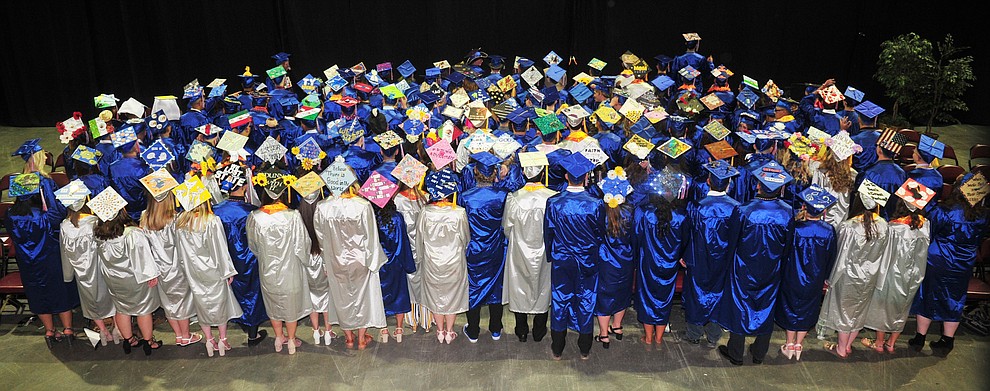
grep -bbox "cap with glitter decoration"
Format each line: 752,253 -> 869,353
424,168 -> 460,201
560,152 -> 595,179
799,184 -> 838,215
657,137 -> 692,159
754,160 -> 793,192
854,100 -> 885,119
8,173 -> 41,198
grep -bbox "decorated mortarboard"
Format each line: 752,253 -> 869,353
490,99 -> 519,120
111,126 -> 138,149
292,137 -> 326,163
657,137 -> 692,159
373,130 -> 404,150
352,82 -> 374,94
960,173 -> 990,206
518,151 -> 549,170
140,139 -> 174,170
594,105 -> 622,125
682,32 -> 702,41
94,93 -> 120,108
152,96 -> 182,121
543,51 -> 562,66
442,105 -> 464,120
492,134 -> 523,159
463,131 -> 494,154
318,156 -> 356,196
467,106 -> 490,126
87,187 -> 128,222
424,169 -> 460,201
290,171 -> 325,199
844,86 -> 865,103
678,65 -> 701,81
754,160 -> 793,192
426,138 -> 457,168
337,67 -> 357,80
675,93 -> 704,115
327,75 -> 348,92
379,84 -> 405,100
703,159 -> 740,180
631,61 -> 650,76
644,107 -> 669,124
546,65 -> 566,83
578,142 -> 609,167
817,85 -> 845,105
185,140 -> 215,164
703,120 -> 731,140
213,162 -> 249,193
145,110 -> 169,133
350,62 -> 368,75
742,75 -> 759,90
254,168 -> 292,198
266,65 -> 287,80
917,134 -> 945,159
799,184 -> 839,215
623,134 -> 655,160
827,131 -> 858,161
449,89 -> 470,108
521,66 -> 543,87
588,58 -> 607,71
895,178 -> 936,211
572,72 -> 594,86
255,136 -> 288,164
118,97 -> 146,118
562,105 -> 591,127
208,84 -> 227,99
365,69 -> 383,86
357,171 -> 398,208
736,88 -> 759,110
183,82 -> 204,100
599,167 -> 633,208
534,113 -> 565,135
139,168 -> 179,201
761,80 -> 781,102
858,179 -> 891,208
700,93 -> 724,111
57,112 -> 87,144
618,98 -> 646,123
54,179 -> 91,210
296,74 -> 322,95
8,173 -> 41,198
390,154 -> 429,188
339,118 -> 365,144
734,131 -> 757,144
704,140 -> 738,160
172,176 -> 211,210
877,128 -> 908,154
854,100 -> 885,119
69,145 -> 102,167
194,123 -> 219,138
787,134 -> 818,158
806,126 -> 832,144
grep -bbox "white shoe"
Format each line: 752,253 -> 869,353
313,329 -> 322,345
324,330 -> 334,345
380,328 -> 389,343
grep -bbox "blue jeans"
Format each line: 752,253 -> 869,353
686,321 -> 723,343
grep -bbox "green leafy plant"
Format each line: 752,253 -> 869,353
875,33 -> 975,133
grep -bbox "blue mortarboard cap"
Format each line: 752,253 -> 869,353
475,77 -> 493,90
918,134 -> 945,160
560,152 -> 595,179
425,67 -> 441,78
703,159 -> 739,180
445,71 -> 466,85
419,91 -> 440,105
424,169 -> 460,201
272,52 -> 291,65
471,152 -> 502,176
775,99 -> 792,111
854,100 -> 885,119
735,131 -> 756,145
398,60 -> 416,78
654,54 -> 673,67
546,65 -> 566,82
754,160 -> 792,192
569,83 -> 593,103
12,138 -> 42,159
338,68 -> 356,79
844,86 -> 865,103
517,57 -> 534,69
737,89 -> 759,109
402,119 -> 426,136
651,75 -> 675,91
540,86 -> 560,105
490,55 -> 505,69
798,184 -> 838,215
506,107 -> 530,125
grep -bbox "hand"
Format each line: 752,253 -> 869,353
227,277 -> 233,285
707,55 -> 713,63
820,79 -> 835,89
679,259 -> 686,268
840,117 -> 852,130
148,278 -> 159,288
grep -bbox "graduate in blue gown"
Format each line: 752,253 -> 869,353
178,91 -> 211,148
69,148 -> 112,197
909,135 -> 946,211
682,160 -> 742,348
715,160 -> 794,365
107,130 -> 152,221
633,187 -> 688,346
544,153 -> 604,360
458,152 -> 509,342
4,169 -> 77,347
341,122 -> 383,184
593,167 -> 636,348
909,174 -> 990,356
671,34 -> 714,92
776,185 -> 838,361
850,101 -> 884,172
94,133 -> 122,176
855,128 -> 907,219
212,171 -> 269,346
373,195 -> 416,342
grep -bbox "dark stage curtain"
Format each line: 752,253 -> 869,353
2,0 -> 986,127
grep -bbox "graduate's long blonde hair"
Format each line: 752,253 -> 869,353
140,192 -> 177,231
175,202 -> 213,233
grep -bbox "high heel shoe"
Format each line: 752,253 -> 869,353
112,327 -> 122,345
142,338 -> 162,356
380,328 -> 390,343
274,335 -> 285,353
122,336 -> 138,354
595,335 -> 610,349
437,330 -> 445,343
780,343 -> 794,359
205,338 -> 216,357
219,338 -> 230,357
394,328 -> 403,343
793,344 -> 803,361
62,328 -> 75,347
44,328 -> 57,349
444,330 -> 456,344
100,329 -> 111,347
609,325 -> 623,341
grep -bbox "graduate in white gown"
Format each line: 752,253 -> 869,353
394,186 -> 433,332
293,172 -> 339,346
172,176 -> 243,357
246,168 -> 313,355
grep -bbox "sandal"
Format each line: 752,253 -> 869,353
142,337 -> 162,356
780,343 -> 794,359
178,333 -> 203,347
218,338 -> 230,357
445,330 -> 456,344
861,337 -> 885,353
793,343 -> 803,361
346,336 -> 356,349
824,341 -> 848,359
358,334 -> 373,350
595,335 -> 610,349
274,335 -> 284,353
609,325 -> 624,341
380,328 -> 390,343
394,328 -> 403,343
884,342 -> 895,354
122,336 -> 139,355
44,328 -> 58,349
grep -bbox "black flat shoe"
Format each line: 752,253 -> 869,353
517,334 -> 528,342
247,330 -> 269,347
718,345 -> 743,366
595,335 -> 610,349
533,330 -> 546,342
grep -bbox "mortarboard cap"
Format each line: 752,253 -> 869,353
895,178 -> 936,212
600,167 -> 633,208
94,93 -> 120,108
87,187 -> 128,222
12,138 -> 43,160
657,137 -> 692,159
139,168 -> 179,202
8,173 -> 41,198
854,100 -> 885,119
71,145 -> 102,166
754,160 -> 793,192
272,52 -> 291,65
703,159 -> 739,181
172,176 -> 212,211
560,152 -> 595,179
471,151 -> 503,177
959,173 -> 990,206
877,128 -> 907,155
292,171 -> 326,199
651,75 -> 675,91
736,88 -> 759,109
546,65 -> 566,82
111,127 -> 139,150
844,86 -> 865,103
858,179 -> 891,209
799,184 -> 839,215
917,134 -> 945,160
424,168 -> 460,201
54,179 -> 91,210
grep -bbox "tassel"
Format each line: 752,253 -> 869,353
544,169 -> 549,186
452,192 -> 457,205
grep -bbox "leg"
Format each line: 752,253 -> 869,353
286,321 -> 298,346
58,310 -> 73,335
835,332 -> 851,358
432,312 -> 446,343
465,306 -> 481,340
270,319 -> 285,352
750,333 -> 772,363
532,312 -> 549,342
38,313 -> 56,337
357,327 -> 370,349
595,316 -> 610,343
488,304 -> 504,336
943,321 -> 959,338
915,315 -> 932,335
136,314 -> 155,342
793,330 -> 808,360
577,332 -> 593,358
886,332 -> 900,352
846,329 -> 860,354
725,333 -> 745,363
703,322 -> 723,346
514,312 -> 530,341
641,324 -> 655,345
610,310 -> 625,339
550,329 -> 566,358
684,323 -> 704,343
931,321 -> 959,356
909,315 -> 931,349
654,323 -> 667,344
201,325 -> 216,357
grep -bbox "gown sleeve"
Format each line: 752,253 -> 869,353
363,202 -> 388,273
59,224 -> 75,283
543,200 -> 556,263
128,229 -> 160,284
291,211 -> 313,269
208,217 -> 238,279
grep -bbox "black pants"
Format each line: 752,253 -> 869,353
551,330 -> 593,357
514,312 -> 549,340
239,324 -> 259,339
727,332 -> 771,362
465,304 -> 504,338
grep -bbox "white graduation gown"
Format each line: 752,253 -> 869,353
416,203 -> 471,315
246,208 -> 313,322
174,215 -> 243,326
60,215 -> 116,320
502,185 -> 556,314
97,227 -> 161,316
143,221 -> 196,320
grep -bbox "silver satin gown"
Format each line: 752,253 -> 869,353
246,208 -> 313,322
502,186 -> 556,314
314,196 -> 387,330
301,193 -> 336,319
394,192 -> 424,304
819,216 -> 890,333
97,227 -> 162,316
60,215 -> 116,320
416,204 -> 471,315
863,220 -> 930,333
142,221 -> 196,320
173,215 -> 243,326
810,161 -> 857,229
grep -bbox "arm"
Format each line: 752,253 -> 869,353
208,217 -> 238,280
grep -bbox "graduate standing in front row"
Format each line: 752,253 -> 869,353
503,153 -> 556,342
715,160 -> 793,365
544,153 -> 604,360
594,166 -> 636,349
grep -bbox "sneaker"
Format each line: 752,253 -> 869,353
491,330 -> 502,341
678,330 -> 700,345
703,339 -> 718,349
464,325 -> 478,343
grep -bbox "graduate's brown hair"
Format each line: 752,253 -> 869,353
94,209 -> 134,241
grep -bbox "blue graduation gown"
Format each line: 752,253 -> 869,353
595,205 -> 635,316
213,199 -> 267,327
593,131 -> 624,171
672,52 -> 714,91
855,160 -> 906,219
544,189 -> 605,333
775,219 -> 836,331
544,149 -> 572,192
343,145 -> 384,184
5,207 -> 79,314
458,186 -> 509,308
94,141 -> 121,176
715,198 -> 793,335
107,157 -> 152,221
732,153 -> 775,203
377,211 -> 416,316
632,204 -> 688,325
837,109 -> 860,135
373,160 -> 399,184
851,128 -> 881,172
683,193 -> 741,325
79,174 -> 111,198
911,205 -> 990,321
178,109 -> 210,147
